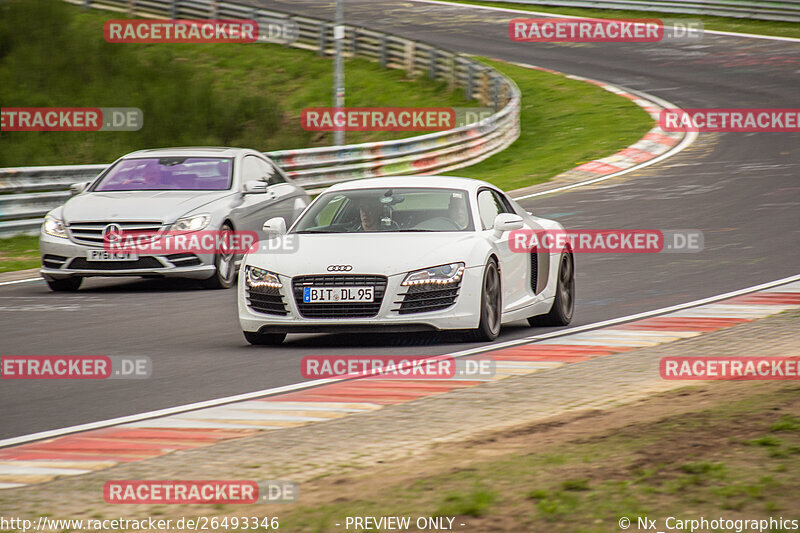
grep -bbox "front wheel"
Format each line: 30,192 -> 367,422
243,331 -> 287,346
466,259 -> 502,342
201,222 -> 238,289
45,277 -> 82,292
528,251 -> 574,327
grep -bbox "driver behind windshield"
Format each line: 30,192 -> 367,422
119,162 -> 163,188
356,196 -> 384,231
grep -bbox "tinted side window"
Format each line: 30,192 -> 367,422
268,162 -> 287,185
477,190 -> 503,230
241,155 -> 275,184
491,190 -> 514,213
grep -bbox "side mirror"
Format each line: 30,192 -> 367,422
493,213 -> 524,234
244,180 -> 268,194
262,217 -> 286,234
70,181 -> 90,196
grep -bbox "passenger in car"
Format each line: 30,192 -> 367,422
449,194 -> 469,230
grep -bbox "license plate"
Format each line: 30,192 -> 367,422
303,286 -> 374,303
86,250 -> 138,261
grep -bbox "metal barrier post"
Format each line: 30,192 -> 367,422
379,35 -> 388,67
318,22 -> 327,55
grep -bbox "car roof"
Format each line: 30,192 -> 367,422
326,176 -> 497,193
122,147 -> 256,158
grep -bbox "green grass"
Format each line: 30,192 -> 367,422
0,235 -> 40,272
435,0 -> 800,38
434,487 -> 497,517
254,383 -> 800,532
454,58 -> 653,191
0,0 -> 476,166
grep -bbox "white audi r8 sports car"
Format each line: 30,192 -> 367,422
238,176 -> 575,345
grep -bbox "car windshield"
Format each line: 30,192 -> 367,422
293,187 -> 474,233
93,157 -> 233,191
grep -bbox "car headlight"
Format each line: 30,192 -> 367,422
245,266 -> 282,288
171,214 -> 211,233
402,262 -> 465,286
43,216 -> 68,239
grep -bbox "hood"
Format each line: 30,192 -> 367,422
249,232 -> 480,277
62,190 -> 233,223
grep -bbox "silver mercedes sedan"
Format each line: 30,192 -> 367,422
39,147 -> 311,291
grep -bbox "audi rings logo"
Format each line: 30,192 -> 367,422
103,223 -> 123,244
327,265 -> 353,272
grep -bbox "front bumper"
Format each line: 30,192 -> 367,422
238,265 -> 484,333
39,232 -> 216,280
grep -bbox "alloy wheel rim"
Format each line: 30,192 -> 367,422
485,266 -> 501,334
559,254 -> 574,317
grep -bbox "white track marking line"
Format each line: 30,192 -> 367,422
410,0 -> 800,42
535,338 -> 661,347
0,278 -> 42,287
2,273 -> 799,449
0,464 -> 92,476
444,273 -> 800,359
601,330 -> 701,338
665,306 -> 798,318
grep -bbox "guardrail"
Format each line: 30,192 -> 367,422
0,0 -> 521,236
478,0 -> 800,23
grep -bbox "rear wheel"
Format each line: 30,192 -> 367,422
466,259 -> 502,342
528,251 -> 574,327
201,222 -> 238,289
45,277 -> 82,292
243,331 -> 286,346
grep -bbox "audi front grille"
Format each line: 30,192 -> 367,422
247,285 -> 289,316
292,275 -> 387,318
395,281 -> 461,315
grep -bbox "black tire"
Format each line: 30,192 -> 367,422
201,222 -> 238,289
528,251 -> 574,327
243,331 -> 287,346
466,259 -> 502,342
45,277 -> 82,292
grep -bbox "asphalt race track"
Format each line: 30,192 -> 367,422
1,0 -> 798,439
